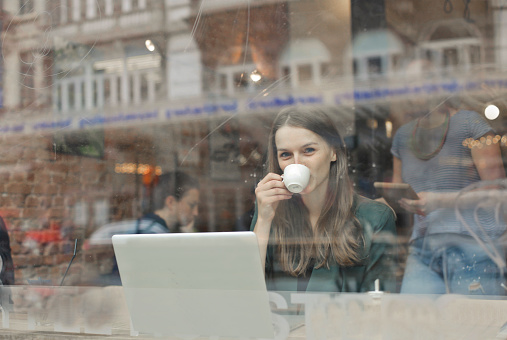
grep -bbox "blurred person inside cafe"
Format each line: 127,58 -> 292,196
86,171 -> 200,285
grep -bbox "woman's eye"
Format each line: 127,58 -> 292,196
279,152 -> 290,158
304,148 -> 315,153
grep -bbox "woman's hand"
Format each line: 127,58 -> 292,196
255,173 -> 293,224
399,192 -> 437,216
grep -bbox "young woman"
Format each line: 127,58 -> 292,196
392,97 -> 506,295
252,106 -> 397,293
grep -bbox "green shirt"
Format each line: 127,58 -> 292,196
250,195 -> 398,293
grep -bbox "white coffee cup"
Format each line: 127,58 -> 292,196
282,164 -> 310,193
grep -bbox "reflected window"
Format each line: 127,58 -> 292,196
92,80 -> 98,107
418,19 -> 482,73
470,45 -> 481,64
116,77 -> 122,104
279,38 -> 331,88
351,29 -> 404,80
140,73 -> 149,101
368,57 -> 382,75
215,65 -> 258,95
104,77 -> 111,106
297,64 -> 312,83
443,47 -> 458,68
68,83 -> 75,109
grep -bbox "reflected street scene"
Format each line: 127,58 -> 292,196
1,0 -> 507,338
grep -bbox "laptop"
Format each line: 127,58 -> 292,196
112,231 -> 275,338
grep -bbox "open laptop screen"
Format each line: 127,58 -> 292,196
112,231 -> 274,338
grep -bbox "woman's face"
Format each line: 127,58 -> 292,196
275,125 -> 337,196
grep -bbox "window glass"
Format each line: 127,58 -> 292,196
297,64 -> 313,83
367,56 -> 382,75
1,0 -> 507,337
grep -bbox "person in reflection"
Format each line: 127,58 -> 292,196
139,171 -> 201,234
90,171 -> 201,242
90,171 -> 200,285
251,106 -> 397,293
391,95 -> 506,295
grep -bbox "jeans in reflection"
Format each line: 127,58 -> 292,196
401,234 -> 506,296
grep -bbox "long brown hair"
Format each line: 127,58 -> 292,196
267,106 -> 363,276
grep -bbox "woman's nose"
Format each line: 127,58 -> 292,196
293,154 -> 300,164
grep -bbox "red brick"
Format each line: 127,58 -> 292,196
43,242 -> 60,256
49,208 -> 66,219
56,254 -> 73,265
34,173 -> 51,183
51,173 -> 66,183
68,163 -> 82,172
61,185 -> 80,195
22,208 -> 47,218
38,196 -> 51,208
0,196 -> 13,206
10,242 -> 22,255
12,255 -> 27,268
11,172 -> 27,182
25,195 -> 40,207
5,182 -> 31,195
32,183 -> 59,195
11,231 -> 25,244
22,148 -> 38,160
1,150 -> 23,163
6,220 -> 21,231
34,149 -> 54,161
0,208 -> 21,218
64,196 -> 77,206
65,174 -> 80,184
83,172 -> 100,183
11,194 -> 26,207
52,196 -> 64,207
80,159 -> 106,173
46,163 -> 69,173
43,255 -> 55,266
26,171 -> 35,182
0,172 -> 11,182
28,255 -> 44,266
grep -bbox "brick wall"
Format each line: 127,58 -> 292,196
0,132 -> 120,286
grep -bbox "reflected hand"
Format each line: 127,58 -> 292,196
399,191 -> 435,216
255,173 -> 293,223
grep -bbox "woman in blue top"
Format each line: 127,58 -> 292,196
252,106 -> 397,293
392,96 -> 506,295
